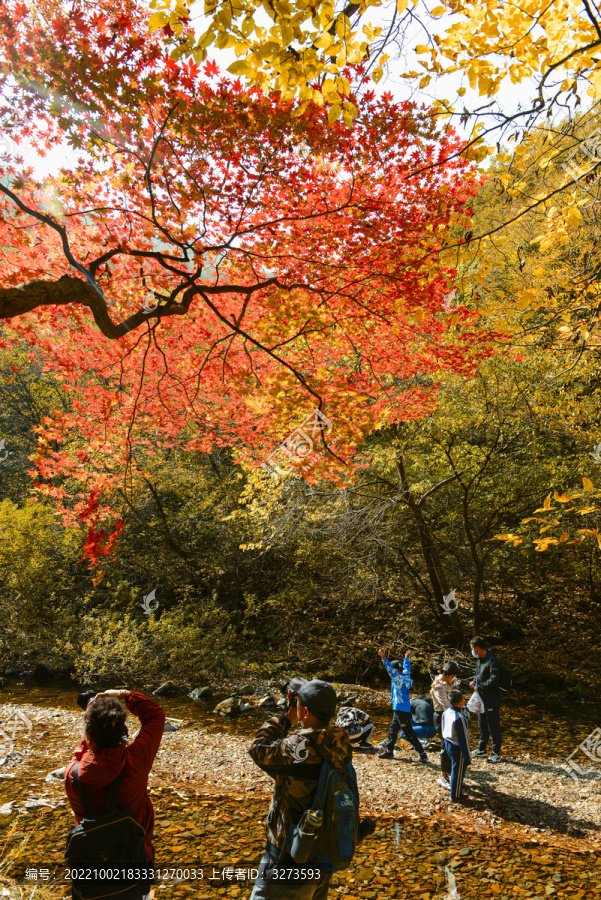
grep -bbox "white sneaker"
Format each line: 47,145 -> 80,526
437,776 -> 450,789
472,749 -> 487,758
488,752 -> 502,763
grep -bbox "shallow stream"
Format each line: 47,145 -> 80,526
1,682 -> 600,757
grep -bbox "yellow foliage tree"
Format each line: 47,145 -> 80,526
148,0 -> 401,120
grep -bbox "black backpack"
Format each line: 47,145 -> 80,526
65,762 -> 150,899
499,661 -> 512,691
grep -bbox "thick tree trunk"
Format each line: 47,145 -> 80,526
472,564 -> 483,635
396,456 -> 463,643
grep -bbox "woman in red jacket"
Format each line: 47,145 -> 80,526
65,689 -> 165,876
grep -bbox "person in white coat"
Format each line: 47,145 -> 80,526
441,689 -> 471,803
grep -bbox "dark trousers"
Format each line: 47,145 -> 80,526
440,745 -> 452,775
251,844 -> 330,899
433,711 -> 443,733
385,710 -> 424,755
477,702 -> 502,755
444,740 -> 468,800
349,722 -> 375,746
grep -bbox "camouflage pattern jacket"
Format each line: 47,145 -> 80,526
249,714 -> 352,854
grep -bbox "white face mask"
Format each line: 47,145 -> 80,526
471,650 -> 479,658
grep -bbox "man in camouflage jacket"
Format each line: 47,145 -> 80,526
248,679 -> 351,899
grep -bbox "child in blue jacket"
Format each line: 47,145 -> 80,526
377,648 -> 428,762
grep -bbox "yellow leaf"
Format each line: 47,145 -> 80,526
397,0 -> 408,11
197,28 -> 216,48
533,537 -> 559,551
227,60 -> 249,75
290,100 -> 309,118
328,104 -> 342,123
148,11 -> 169,30
553,490 -> 570,502
583,477 -> 594,491
539,520 -> 559,533
241,16 -> 254,36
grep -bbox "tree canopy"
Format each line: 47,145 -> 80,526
0,0 -> 498,551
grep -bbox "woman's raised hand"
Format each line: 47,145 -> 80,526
95,689 -> 131,701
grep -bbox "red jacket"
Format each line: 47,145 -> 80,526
64,692 -> 165,862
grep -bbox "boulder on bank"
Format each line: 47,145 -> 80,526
214,697 -> 242,717
163,721 -> 180,733
3,666 -> 22,678
214,697 -> 252,717
45,767 -> 67,783
189,686 -> 213,701
32,663 -> 55,683
257,695 -> 277,709
153,681 -> 179,698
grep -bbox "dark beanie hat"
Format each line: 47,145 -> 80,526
297,679 -> 338,723
390,660 -> 403,672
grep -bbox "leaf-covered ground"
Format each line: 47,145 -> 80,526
1,693 -> 600,899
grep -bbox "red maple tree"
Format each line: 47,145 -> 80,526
0,0 -> 491,557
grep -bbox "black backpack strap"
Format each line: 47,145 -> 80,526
72,761 -> 126,817
71,762 -> 96,820
103,767 -> 125,814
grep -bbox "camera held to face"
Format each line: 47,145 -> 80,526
281,677 -> 307,712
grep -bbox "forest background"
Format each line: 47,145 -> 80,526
2,0 -> 601,698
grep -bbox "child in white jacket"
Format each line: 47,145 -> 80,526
442,689 -> 472,802
431,661 -> 461,788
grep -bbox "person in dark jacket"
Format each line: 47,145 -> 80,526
248,679 -> 353,899
65,688 -> 165,891
404,697 -> 436,743
469,636 -> 503,762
